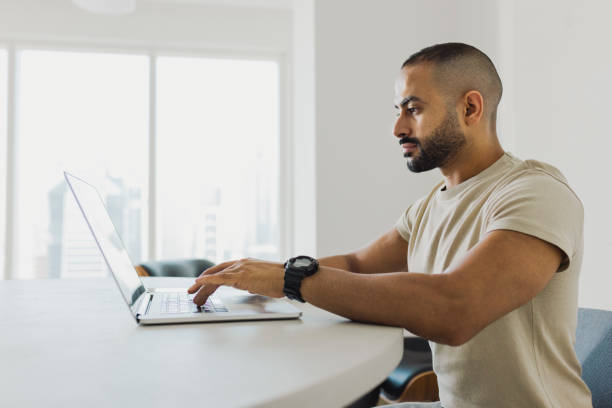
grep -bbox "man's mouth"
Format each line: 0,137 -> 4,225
399,137 -> 418,155
402,143 -> 418,155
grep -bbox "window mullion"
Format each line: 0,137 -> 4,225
4,45 -> 18,279
148,52 -> 157,261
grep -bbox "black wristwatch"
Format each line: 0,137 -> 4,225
283,255 -> 319,303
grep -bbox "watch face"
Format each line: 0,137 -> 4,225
293,257 -> 312,268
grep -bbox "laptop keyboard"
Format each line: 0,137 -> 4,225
160,292 -> 228,314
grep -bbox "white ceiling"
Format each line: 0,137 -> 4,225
142,0 -> 293,10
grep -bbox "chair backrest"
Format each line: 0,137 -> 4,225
575,307 -> 612,408
138,258 -> 215,278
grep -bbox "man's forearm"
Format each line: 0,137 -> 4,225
300,266 -> 467,345
316,228 -> 409,275
317,254 -> 355,272
318,253 -> 380,274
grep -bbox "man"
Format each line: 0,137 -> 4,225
188,43 -> 592,407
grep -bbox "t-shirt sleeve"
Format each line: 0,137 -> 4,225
395,204 -> 413,243
484,171 -> 584,272
396,194 -> 428,243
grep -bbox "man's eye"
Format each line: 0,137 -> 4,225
395,107 -> 419,117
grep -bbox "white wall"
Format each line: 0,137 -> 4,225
308,0 -> 499,256
505,0 -> 612,310
291,0 -> 316,255
302,0 -> 611,311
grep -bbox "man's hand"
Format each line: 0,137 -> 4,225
187,259 -> 286,306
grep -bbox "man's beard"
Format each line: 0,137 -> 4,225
402,111 -> 466,173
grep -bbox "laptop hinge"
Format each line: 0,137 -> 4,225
136,292 -> 152,320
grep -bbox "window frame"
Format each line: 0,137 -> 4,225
1,40 -> 292,279
0,45 -> 8,279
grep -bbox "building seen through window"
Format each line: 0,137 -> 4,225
2,50 -> 280,279
47,176 -> 142,278
156,56 -> 280,264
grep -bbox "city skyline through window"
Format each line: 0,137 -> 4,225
157,56 -> 280,262
3,49 -> 281,279
15,50 -> 149,279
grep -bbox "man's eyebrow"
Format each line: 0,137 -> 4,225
394,96 -> 425,109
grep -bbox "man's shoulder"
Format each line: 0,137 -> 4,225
522,158 -> 569,185
495,155 -> 579,201
489,156 -> 583,213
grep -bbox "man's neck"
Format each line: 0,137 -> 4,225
439,140 -> 505,189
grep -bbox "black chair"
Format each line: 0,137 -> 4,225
575,307 -> 612,408
380,336 -> 438,404
136,258 -> 215,278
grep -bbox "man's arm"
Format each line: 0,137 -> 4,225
189,228 -> 408,304
190,229 -> 562,346
318,228 -> 409,274
300,229 -> 563,346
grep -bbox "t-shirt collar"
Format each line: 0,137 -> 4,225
437,152 -> 515,201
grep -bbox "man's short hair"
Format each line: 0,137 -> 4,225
402,43 -> 503,124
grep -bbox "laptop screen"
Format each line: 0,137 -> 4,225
64,172 -> 145,316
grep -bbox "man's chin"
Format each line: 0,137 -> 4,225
406,158 -> 435,173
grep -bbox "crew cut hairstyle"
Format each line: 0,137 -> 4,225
402,42 -> 503,125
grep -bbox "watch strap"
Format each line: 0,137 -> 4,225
283,267 -> 306,302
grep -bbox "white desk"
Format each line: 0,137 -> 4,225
0,277 -> 403,408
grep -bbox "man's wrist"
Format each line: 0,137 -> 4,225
298,269 -> 318,303
283,268 -> 305,302
283,256 -> 319,302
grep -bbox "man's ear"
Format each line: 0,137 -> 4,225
463,90 -> 484,126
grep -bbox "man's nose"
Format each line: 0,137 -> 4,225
393,116 -> 410,139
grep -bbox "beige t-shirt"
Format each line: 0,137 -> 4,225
395,152 -> 592,408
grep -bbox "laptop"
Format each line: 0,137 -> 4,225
64,171 -> 302,325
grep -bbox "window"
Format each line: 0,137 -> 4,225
156,57 -> 280,262
15,50 -> 149,278
0,48 -> 7,278
2,49 -> 281,279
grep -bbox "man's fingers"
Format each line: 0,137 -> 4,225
187,283 -> 201,294
198,273 -> 234,286
191,260 -> 246,305
197,260 -> 236,278
189,260 -> 237,294
188,279 -> 208,293
192,283 -> 220,306
194,262 -> 240,285
192,273 -> 238,306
